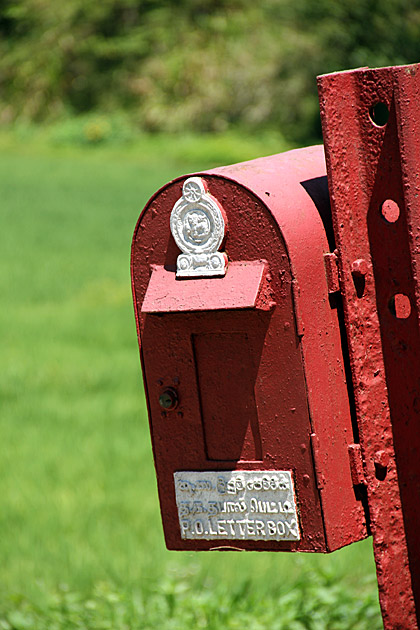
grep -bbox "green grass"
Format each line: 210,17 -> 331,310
0,131 -> 382,628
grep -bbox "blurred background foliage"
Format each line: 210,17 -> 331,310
1,3 -> 406,626
1,0 -> 420,144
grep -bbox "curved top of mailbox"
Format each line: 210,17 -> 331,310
132,144 -> 332,334
132,143 -> 330,290
204,144 -> 331,283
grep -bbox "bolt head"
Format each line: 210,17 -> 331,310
374,450 -> 389,468
303,474 -> 311,487
351,258 -> 368,277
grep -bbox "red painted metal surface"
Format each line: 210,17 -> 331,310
142,261 -> 271,313
318,63 -> 420,630
131,145 -> 367,553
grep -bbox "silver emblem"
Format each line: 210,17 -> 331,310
170,177 -> 227,277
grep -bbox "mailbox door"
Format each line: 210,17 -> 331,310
133,175 -> 327,551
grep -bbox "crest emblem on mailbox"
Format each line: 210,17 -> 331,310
170,177 -> 227,277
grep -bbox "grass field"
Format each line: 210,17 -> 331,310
0,130 -> 383,629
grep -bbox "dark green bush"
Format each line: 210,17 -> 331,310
1,0 -> 420,142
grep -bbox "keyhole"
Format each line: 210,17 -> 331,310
159,388 -> 178,411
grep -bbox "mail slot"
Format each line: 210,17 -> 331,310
131,145 -> 368,552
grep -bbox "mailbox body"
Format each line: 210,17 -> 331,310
131,145 -> 367,552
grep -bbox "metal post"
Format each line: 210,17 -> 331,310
318,63 -> 420,630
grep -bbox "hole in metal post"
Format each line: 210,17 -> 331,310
353,275 -> 365,298
369,102 -> 389,127
381,199 -> 400,223
374,462 -> 388,481
389,293 -> 411,319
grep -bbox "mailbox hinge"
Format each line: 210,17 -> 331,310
310,433 -> 325,490
347,443 -> 366,486
323,251 -> 340,294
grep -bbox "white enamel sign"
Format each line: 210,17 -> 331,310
174,470 -> 300,542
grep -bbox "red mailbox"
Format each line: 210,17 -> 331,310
131,63 -> 420,629
131,144 -> 367,552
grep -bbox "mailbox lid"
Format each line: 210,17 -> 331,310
142,261 -> 272,313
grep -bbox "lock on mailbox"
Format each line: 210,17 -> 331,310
131,145 -> 368,552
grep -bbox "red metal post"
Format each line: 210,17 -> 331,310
318,63 -> 420,630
